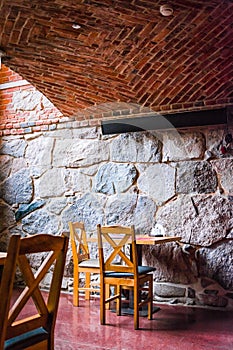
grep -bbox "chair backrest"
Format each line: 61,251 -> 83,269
97,224 -> 138,275
0,233 -> 69,350
0,235 -> 21,349
69,221 -> 90,264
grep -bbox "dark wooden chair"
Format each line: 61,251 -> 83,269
97,224 -> 155,330
0,233 -> 69,350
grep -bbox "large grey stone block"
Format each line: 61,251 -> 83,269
53,139 -> 110,167
0,139 -> 27,157
199,241 -> 233,290
138,163 -> 175,205
93,162 -> 137,194
111,132 -> 161,162
0,168 -> 33,205
162,131 -> 205,161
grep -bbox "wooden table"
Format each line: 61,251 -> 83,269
136,235 -> 181,245
135,235 -> 181,264
88,234 -> 181,245
0,252 -> 7,265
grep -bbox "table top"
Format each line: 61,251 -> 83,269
135,235 -> 181,245
88,235 -> 181,245
0,252 -> 7,265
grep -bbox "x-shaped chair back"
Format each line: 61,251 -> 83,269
98,225 -> 137,274
69,221 -> 89,263
0,233 -> 69,350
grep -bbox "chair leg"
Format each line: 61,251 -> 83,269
100,280 -> 106,325
134,284 -> 139,330
116,285 -> 121,316
148,275 -> 153,320
105,283 -> 110,310
85,272 -> 91,300
73,271 -> 79,307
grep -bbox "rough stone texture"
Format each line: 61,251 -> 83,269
36,168 -> 68,198
154,284 -> 186,297
197,294 -> 228,308
94,162 -> 137,194
143,243 -> 198,284
72,127 -> 99,139
25,136 -> 54,167
111,132 -> 161,163
47,198 -> 67,215
69,169 -> 92,193
47,129 -> 73,140
11,158 -> 28,174
199,241 -> 233,290
42,95 -> 54,109
12,90 -> 43,112
105,193 -> 138,226
0,169 -> 33,205
226,218 -> 233,238
0,138 -> 27,158
176,161 -> 218,194
191,196 -> 233,246
133,195 -> 157,235
61,193 -> 105,232
22,208 -> 59,235
156,195 -> 232,246
0,201 -> 16,232
137,164 -> 176,205
0,124 -> 233,309
205,128 -> 225,157
201,277 -> 216,289
211,159 -> 233,195
53,139 -> 110,167
0,155 -> 13,182
162,131 -> 205,162
104,193 -> 156,235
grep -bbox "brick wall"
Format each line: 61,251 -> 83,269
0,65 -> 150,136
1,0 -> 233,120
0,64 -> 23,84
1,64 -> 232,138
0,65 -> 66,136
0,65 -> 164,136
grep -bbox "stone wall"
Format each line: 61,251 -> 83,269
0,107 -> 233,309
1,67 -> 233,309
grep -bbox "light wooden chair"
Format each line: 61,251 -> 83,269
69,221 -> 100,306
97,224 -> 156,330
0,233 -> 69,350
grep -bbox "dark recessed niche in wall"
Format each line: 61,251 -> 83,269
101,108 -> 229,135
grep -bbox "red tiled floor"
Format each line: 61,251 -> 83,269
55,293 -> 233,350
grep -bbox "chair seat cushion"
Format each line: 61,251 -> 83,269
79,258 -> 99,268
4,327 -> 48,350
105,265 -> 155,278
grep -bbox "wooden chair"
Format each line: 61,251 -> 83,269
69,221 -> 100,306
0,233 -> 69,350
97,224 -> 156,330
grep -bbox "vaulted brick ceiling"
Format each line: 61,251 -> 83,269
0,0 -> 232,120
